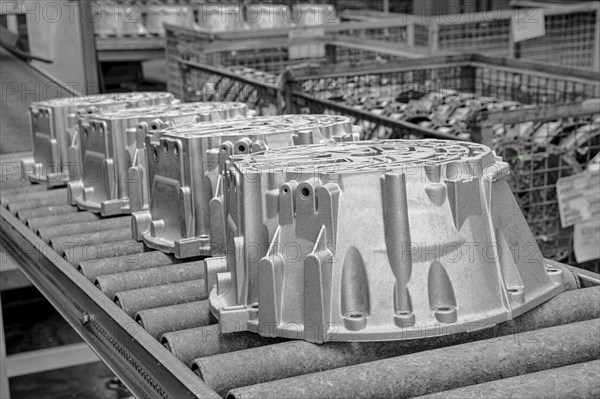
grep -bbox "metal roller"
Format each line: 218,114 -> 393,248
64,240 -> 145,266
1,187 -> 66,205
0,184 -> 32,195
224,318 -> 600,399
135,300 -> 215,339
0,183 -> 26,193
38,216 -> 131,243
51,228 -> 134,255
416,360 -> 600,399
7,195 -> 70,214
114,280 -> 207,317
0,184 -> 47,197
95,262 -> 205,298
78,250 -> 176,282
0,167 -> 26,183
0,156 -> 26,182
22,92 -> 174,186
17,204 -> 78,222
161,324 -> 283,368
28,212 -> 100,234
195,286 -> 600,396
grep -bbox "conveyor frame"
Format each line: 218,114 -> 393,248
0,203 -> 220,399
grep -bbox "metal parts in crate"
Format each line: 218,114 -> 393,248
197,3 -> 246,32
196,2 -> 339,31
207,139 -> 565,343
92,1 -> 145,37
22,92 -> 175,186
145,4 -> 195,36
67,102 -> 249,216
302,81 -> 528,141
480,100 -> 600,261
132,115 -> 361,259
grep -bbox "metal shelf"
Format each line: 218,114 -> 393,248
95,36 -> 165,62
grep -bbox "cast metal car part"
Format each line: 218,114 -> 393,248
67,102 -> 249,216
92,0 -> 144,36
23,92 -> 175,186
132,115 -> 361,259
207,139 -> 565,342
196,3 -> 247,31
145,4 -> 195,36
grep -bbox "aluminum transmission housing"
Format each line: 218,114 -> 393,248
208,139 -> 565,343
23,92 -> 175,186
132,115 -> 361,259
67,102 -> 249,216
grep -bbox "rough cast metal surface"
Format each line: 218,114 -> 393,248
208,139 -> 564,342
132,115 -> 361,259
67,102 -> 248,216
23,92 -> 174,186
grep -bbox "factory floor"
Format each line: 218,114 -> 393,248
2,286 -> 129,399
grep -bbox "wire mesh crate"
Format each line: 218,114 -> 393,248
477,101 -> 600,266
165,18 -> 421,100
170,36 -> 415,114
178,60 -> 282,115
283,54 -> 600,265
341,2 -> 600,71
283,53 -> 600,139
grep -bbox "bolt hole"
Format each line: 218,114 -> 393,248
238,145 -> 246,153
349,313 -> 362,319
251,304 -> 259,309
151,124 -> 158,130
547,268 -> 559,273
507,288 -> 519,293
300,187 -> 310,198
282,187 -> 289,195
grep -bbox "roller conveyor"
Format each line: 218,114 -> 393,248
1,51 -> 599,399
2,150 -> 600,398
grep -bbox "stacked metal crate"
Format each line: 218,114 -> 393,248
340,2 -> 600,71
